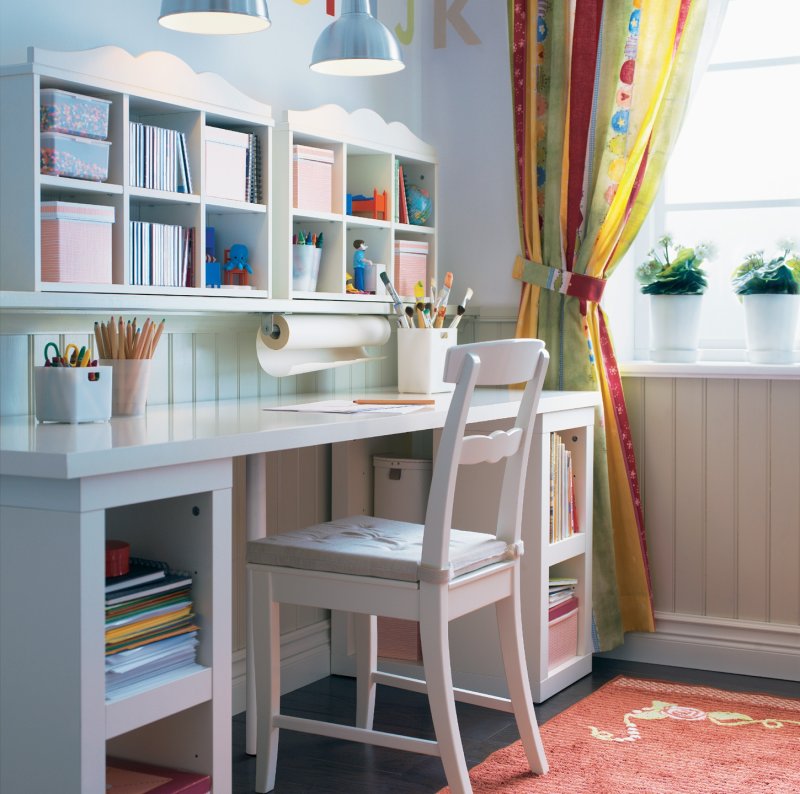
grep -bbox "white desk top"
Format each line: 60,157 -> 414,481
0,389 -> 600,480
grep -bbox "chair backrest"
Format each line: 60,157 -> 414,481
420,339 -> 549,576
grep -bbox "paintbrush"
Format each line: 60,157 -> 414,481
449,287 -> 473,329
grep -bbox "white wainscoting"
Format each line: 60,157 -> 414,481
604,375 -> 800,679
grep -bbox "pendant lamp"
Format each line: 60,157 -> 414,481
311,0 -> 404,76
159,0 -> 270,35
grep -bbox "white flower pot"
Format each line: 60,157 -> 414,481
649,294 -> 703,363
742,293 -> 800,364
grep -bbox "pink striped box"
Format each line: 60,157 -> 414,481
293,144 -> 334,213
41,201 -> 114,284
393,240 -> 429,297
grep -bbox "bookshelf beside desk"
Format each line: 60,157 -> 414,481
0,388 -> 598,793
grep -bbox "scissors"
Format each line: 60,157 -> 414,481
43,341 -> 64,366
43,342 -> 90,367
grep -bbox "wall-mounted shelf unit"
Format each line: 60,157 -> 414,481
272,105 -> 437,302
0,46 -> 273,299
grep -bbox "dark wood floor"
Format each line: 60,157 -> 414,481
232,658 -> 800,793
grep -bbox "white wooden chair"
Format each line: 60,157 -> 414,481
247,338 -> 550,794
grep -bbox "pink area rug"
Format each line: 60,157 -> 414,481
438,676 -> 800,793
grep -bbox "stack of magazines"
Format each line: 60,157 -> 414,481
104,557 -> 200,700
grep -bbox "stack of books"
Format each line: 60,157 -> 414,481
549,432 -> 579,543
104,557 -> 200,701
129,221 -> 194,288
129,122 -> 192,193
548,577 -> 578,621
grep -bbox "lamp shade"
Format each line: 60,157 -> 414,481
311,0 -> 404,76
159,0 -> 270,35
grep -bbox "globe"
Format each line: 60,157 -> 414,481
406,184 -> 432,226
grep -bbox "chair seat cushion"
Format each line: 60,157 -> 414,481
247,516 -> 514,583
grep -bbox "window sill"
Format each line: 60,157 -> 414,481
620,360 -> 800,380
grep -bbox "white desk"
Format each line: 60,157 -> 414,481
0,388 -> 598,794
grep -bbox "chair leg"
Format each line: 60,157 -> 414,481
354,613 -> 377,729
495,569 -> 548,775
251,569 -> 282,793
246,566 -> 256,756
419,583 -> 472,794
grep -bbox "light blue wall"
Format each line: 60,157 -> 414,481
0,0 -> 422,129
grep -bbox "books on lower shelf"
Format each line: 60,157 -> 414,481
105,556 -> 199,700
129,221 -> 194,287
106,756 -> 210,793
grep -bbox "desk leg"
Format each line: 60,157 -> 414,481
245,452 -> 267,756
1,503 -> 106,794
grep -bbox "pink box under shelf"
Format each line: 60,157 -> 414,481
293,144 -> 334,213
41,201 -> 114,284
377,617 -> 422,662
548,606 -> 579,669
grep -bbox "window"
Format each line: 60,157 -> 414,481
606,0 -> 800,362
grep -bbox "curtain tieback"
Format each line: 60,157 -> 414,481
515,256 -> 607,303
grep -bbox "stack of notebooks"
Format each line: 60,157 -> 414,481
548,577 -> 578,621
105,557 -> 200,701
246,132 -> 262,204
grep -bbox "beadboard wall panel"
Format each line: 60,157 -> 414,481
703,379 -> 737,618
623,375 -> 800,629
769,380 -> 800,626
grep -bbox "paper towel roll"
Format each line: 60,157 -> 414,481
256,314 -> 391,377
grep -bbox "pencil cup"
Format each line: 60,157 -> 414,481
34,365 -> 112,423
102,359 -> 152,416
397,327 -> 457,394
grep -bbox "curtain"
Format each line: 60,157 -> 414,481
509,0 -> 708,650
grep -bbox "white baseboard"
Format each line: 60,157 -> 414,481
598,612 -> 800,681
232,620 -> 331,715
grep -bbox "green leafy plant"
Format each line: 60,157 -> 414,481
731,239 -> 800,296
636,235 -> 713,295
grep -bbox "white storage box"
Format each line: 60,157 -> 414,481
40,130 -> 110,181
397,327 -> 457,394
293,144 -> 334,212
205,126 -> 249,201
40,88 -> 111,140
373,456 -> 432,523
34,366 -> 112,423
41,201 -> 114,283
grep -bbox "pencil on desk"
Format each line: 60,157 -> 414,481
353,399 -> 435,405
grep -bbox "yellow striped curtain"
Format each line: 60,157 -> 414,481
509,0 -> 707,649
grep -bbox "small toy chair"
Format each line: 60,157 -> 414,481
223,243 -> 252,287
247,338 -> 550,794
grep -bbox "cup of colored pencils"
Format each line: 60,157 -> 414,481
96,317 -> 164,416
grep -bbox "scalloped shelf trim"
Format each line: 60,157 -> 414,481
26,46 -> 271,120
286,104 -> 435,159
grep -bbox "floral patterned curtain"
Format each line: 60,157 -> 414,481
509,0 -> 708,649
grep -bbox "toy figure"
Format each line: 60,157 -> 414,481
223,243 -> 252,287
352,240 -> 372,292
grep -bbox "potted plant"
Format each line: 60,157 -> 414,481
636,235 -> 713,362
731,239 -> 800,364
